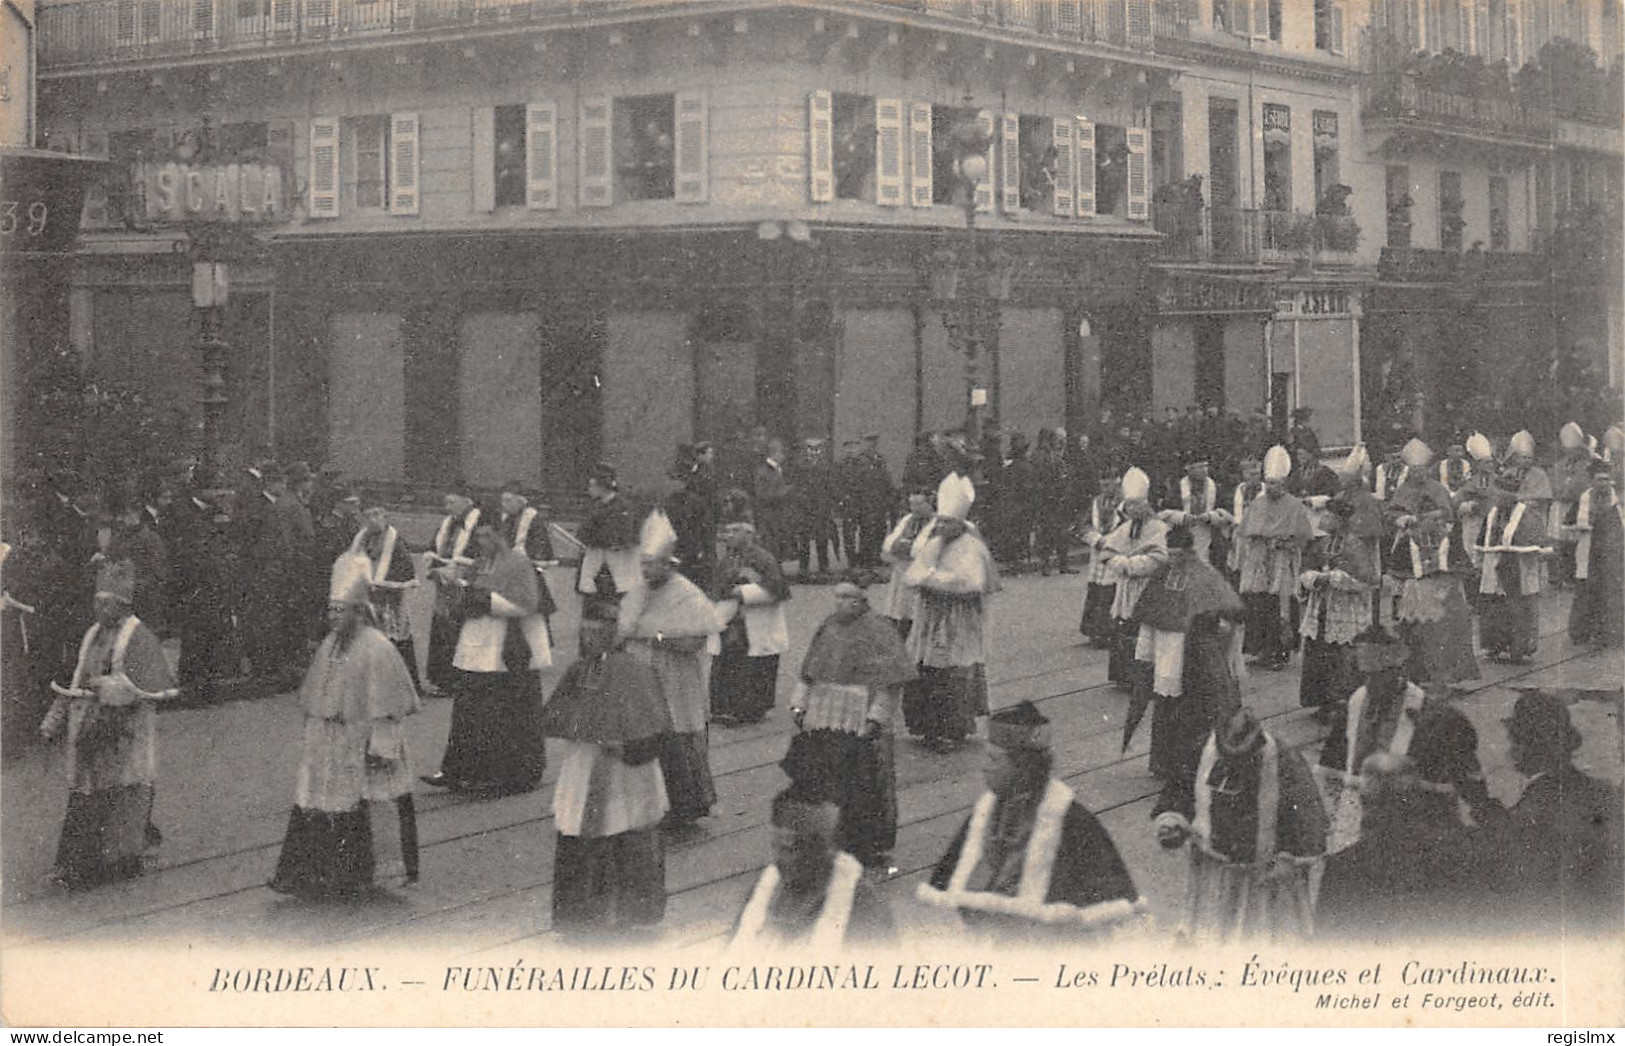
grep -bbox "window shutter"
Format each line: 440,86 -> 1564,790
1126,0 -> 1152,45
390,0 -> 412,28
875,98 -> 905,207
1473,0 -> 1490,55
1251,0 -> 1269,38
389,111 -> 419,216
1125,126 -> 1150,220
192,0 -> 214,37
302,0 -> 330,29
1504,0 -> 1522,64
1051,116 -> 1074,217
1056,0 -> 1080,35
308,117 -> 340,219
1074,116 -> 1096,217
675,91 -> 708,204
1000,112 -> 1021,212
579,95 -> 612,208
1330,0 -> 1346,52
1231,0 -> 1251,36
908,101 -> 933,208
809,90 -> 835,203
974,110 -> 995,213
526,102 -> 558,210
472,107 -> 496,213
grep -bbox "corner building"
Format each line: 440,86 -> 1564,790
36,0 -> 1185,496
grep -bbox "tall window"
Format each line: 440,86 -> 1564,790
1386,164 -> 1413,247
1439,170 -> 1465,251
1489,175 -> 1510,250
1018,115 -> 1057,212
931,105 -> 980,206
1150,99 -> 1183,191
832,93 -> 876,202
1262,104 -> 1292,213
1094,124 -> 1129,217
493,104 -> 526,207
348,115 -> 388,211
615,95 -> 675,202
1312,111 -> 1341,209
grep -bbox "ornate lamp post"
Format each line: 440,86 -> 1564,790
935,112 -> 1001,446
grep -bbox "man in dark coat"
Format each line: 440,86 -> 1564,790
1316,709 -> 1499,942
103,490 -> 170,639
852,434 -> 896,569
1032,434 -> 1079,575
174,483 -> 241,705
918,703 -> 1146,942
792,438 -> 841,578
666,444 -> 718,593
753,438 -> 794,566
1484,692 -> 1624,936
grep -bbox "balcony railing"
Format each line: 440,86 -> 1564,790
891,0 -> 1161,50
1158,205 -> 1361,264
1155,205 -> 1260,264
1378,246 -> 1550,283
1362,70 -> 1554,140
39,0 -> 653,67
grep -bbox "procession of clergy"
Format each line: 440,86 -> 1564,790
21,416 -> 1624,949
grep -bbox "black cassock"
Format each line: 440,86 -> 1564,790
499,508 -> 557,623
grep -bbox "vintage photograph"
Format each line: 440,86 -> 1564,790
0,0 -> 1621,1030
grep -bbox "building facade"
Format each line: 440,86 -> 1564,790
27,0 -> 1623,498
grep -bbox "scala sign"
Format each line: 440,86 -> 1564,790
134,161 -> 288,224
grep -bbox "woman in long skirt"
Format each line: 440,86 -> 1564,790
40,561 -> 177,889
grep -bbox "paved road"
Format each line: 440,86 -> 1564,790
2,566 -> 1619,953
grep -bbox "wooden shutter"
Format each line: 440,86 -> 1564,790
809,90 -> 834,203
1074,116 -> 1096,217
1251,0 -> 1270,38
1126,0 -> 1152,45
1330,0 -> 1346,52
526,102 -> 558,210
390,0 -> 412,28
1473,0 -> 1491,55
1504,0 -> 1523,64
1056,0 -> 1080,35
308,116 -> 340,218
908,101 -> 933,208
472,107 -> 496,212
675,92 -> 708,204
579,95 -> 612,208
389,111 -> 419,215
1051,116 -> 1074,217
1000,113 -> 1021,212
1125,126 -> 1150,221
192,0 -> 214,37
302,0 -> 330,28
974,110 -> 995,213
875,98 -> 905,207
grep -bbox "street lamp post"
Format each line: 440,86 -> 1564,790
940,113 -> 998,447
